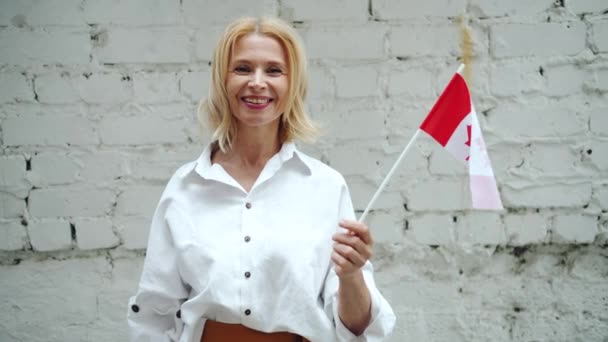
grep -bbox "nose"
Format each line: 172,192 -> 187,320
248,68 -> 266,89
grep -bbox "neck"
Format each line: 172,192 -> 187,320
224,123 -> 282,168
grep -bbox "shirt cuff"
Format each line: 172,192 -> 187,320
332,287 -> 392,342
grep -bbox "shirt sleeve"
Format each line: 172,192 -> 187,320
127,197 -> 189,342
322,182 -> 397,341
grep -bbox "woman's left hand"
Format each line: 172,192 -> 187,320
331,220 -> 373,279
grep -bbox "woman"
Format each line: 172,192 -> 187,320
127,17 -> 395,342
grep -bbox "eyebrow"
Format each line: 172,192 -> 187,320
230,58 -> 286,67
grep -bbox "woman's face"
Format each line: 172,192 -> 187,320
226,33 -> 289,130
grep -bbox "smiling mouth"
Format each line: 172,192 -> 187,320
242,97 -> 273,104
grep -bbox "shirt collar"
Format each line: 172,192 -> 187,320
180,142 -> 313,179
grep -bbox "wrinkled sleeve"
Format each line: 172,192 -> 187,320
127,196 -> 188,342
323,182 -> 396,341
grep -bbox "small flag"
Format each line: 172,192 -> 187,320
420,73 -> 503,210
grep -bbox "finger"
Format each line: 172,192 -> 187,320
333,242 -> 366,267
332,233 -> 371,259
339,219 -> 373,245
331,251 -> 356,276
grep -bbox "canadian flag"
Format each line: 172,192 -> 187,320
420,73 -> 503,210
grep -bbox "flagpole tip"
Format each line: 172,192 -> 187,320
457,64 -> 465,75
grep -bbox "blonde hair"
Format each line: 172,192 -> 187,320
199,17 -> 318,152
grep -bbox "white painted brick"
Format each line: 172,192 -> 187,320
79,151 -> 131,183
179,70 -> 210,103
31,151 -> 130,185
571,253 -> 608,280
428,148 -> 467,176
0,192 -> 26,218
134,72 -> 181,104
2,115 -> 97,146
391,24 -> 483,58
72,217 -> 119,250
490,22 -> 586,58
303,25 -> 386,60
490,63 -> 544,97
0,0 -> 85,26
552,214 -> 597,243
326,145 -> 383,177
407,179 -> 470,211
27,219 -> 72,251
29,188 -> 116,217
128,147 -> 200,181
335,65 -> 380,98
486,103 -> 587,139
488,142 -> 526,180
323,110 -> 386,141
373,0 -> 466,19
349,178 -> 403,211
379,140 -> 431,184
595,185 -> 608,208
0,258 -> 104,340
115,215 -> 151,249
408,214 -> 455,245
544,64 -> 586,96
0,29 -> 90,65
92,257 -> 143,341
183,0 -> 278,25
96,28 -> 191,64
116,186 -> 163,216
0,72 -> 34,103
0,155 -> 29,191
282,0 -> 368,21
502,182 -> 592,208
457,212 -> 505,245
504,213 -> 549,245
366,211 -> 404,244
36,72 -> 132,105
468,0 -> 553,17
589,140 -> 608,171
566,0 -> 608,13
84,0 -> 180,25
518,143 -> 585,178
78,73 -> 133,104
194,26 -> 224,61
0,220 -> 27,251
99,113 -> 190,145
586,68 -> 608,92
592,20 -> 608,52
387,67 -> 435,98
33,73 -> 80,104
30,152 -> 79,186
307,66 -> 333,100
385,107 -> 428,137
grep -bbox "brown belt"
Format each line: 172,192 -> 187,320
201,320 -> 310,342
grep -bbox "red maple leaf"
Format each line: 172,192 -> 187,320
465,124 -> 471,161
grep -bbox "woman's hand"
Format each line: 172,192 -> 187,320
331,220 -> 373,279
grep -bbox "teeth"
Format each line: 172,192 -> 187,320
244,97 -> 270,104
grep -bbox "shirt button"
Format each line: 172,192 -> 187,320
244,271 -> 251,278
244,309 -> 251,316
131,304 -> 139,313
245,202 -> 252,209
244,236 -> 251,243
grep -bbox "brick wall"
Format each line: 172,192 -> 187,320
1,0 -> 607,341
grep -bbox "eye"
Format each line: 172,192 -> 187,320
233,65 -> 251,74
266,67 -> 284,76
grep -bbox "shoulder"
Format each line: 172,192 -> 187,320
295,149 -> 347,188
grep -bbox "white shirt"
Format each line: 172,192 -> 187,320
127,142 -> 396,342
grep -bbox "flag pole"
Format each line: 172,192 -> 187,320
358,130 -> 421,222
358,64 -> 466,223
